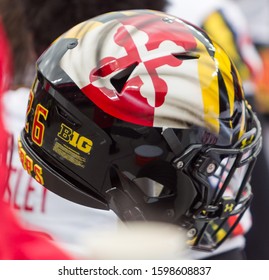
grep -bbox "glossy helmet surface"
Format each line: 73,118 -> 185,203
19,10 -> 262,251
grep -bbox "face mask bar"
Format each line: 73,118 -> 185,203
171,112 -> 262,250
187,151 -> 256,251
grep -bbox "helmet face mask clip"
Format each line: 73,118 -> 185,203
19,10 -> 262,251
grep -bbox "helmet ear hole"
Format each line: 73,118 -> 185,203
137,160 -> 177,195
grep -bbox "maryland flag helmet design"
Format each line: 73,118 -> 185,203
19,10 -> 262,251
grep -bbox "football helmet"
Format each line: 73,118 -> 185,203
19,10 -> 262,251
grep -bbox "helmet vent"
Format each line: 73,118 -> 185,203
172,52 -> 200,60
56,105 -> 80,127
111,62 -> 138,93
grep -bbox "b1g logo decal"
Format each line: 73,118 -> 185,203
57,123 -> 93,154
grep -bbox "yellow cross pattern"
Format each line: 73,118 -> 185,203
241,134 -> 254,148
224,203 -> 235,213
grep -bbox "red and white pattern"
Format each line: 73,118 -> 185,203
60,14 -> 206,129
